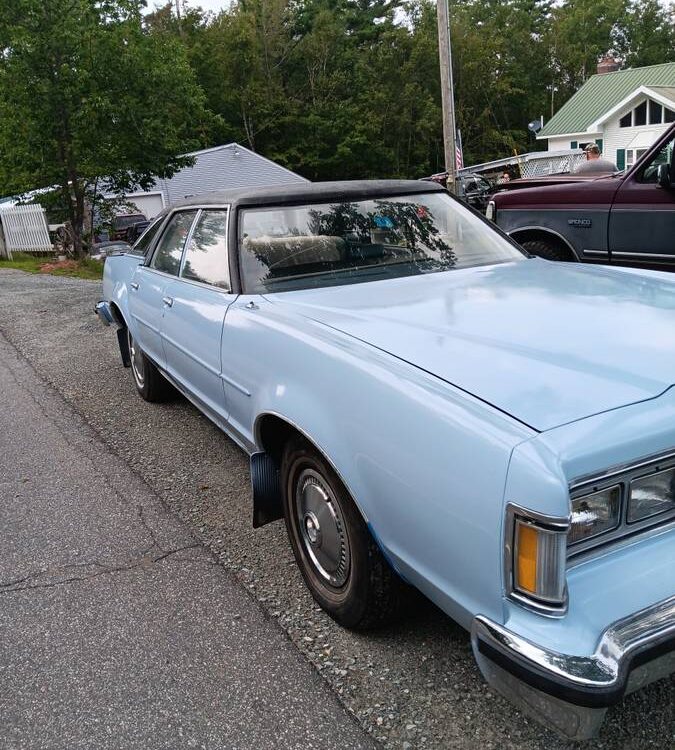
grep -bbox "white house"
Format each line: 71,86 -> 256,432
115,142 -> 309,219
538,61 -> 675,171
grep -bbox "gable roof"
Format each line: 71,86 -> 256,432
538,62 -> 675,138
587,85 -> 675,129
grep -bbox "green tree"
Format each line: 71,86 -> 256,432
547,0 -> 627,102
621,0 -> 675,67
0,0 -> 213,254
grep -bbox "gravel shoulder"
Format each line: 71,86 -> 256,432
0,268 -> 673,749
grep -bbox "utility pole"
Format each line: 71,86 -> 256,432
436,0 -> 458,194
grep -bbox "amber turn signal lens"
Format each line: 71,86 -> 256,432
516,522 -> 538,594
512,517 -> 567,605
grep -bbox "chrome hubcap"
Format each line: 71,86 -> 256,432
296,469 -> 350,587
128,331 -> 145,387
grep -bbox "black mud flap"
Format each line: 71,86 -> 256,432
250,452 -> 283,528
117,327 -> 131,367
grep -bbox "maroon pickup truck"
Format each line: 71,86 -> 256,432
490,123 -> 675,265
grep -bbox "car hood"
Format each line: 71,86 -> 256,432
266,260 -> 675,431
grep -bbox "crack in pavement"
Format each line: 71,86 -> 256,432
0,542 -> 202,594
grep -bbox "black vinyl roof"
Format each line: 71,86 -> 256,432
169,179 -> 445,212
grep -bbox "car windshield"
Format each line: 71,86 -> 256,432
239,192 -> 524,293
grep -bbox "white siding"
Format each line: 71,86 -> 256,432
546,133 -> 600,152
603,114 -> 670,168
547,136 -> 573,151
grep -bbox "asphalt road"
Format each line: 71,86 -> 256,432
0,287 -> 376,750
0,268 -> 673,749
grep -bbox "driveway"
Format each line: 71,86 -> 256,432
0,269 -> 673,749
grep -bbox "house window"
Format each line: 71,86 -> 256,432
626,148 -> 648,168
649,100 -> 662,124
570,140 -> 578,149
634,101 -> 647,126
619,99 -> 675,127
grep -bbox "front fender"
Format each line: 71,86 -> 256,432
226,301 -> 534,628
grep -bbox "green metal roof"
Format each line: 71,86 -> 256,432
539,62 -> 675,138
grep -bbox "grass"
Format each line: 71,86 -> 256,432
0,252 -> 103,280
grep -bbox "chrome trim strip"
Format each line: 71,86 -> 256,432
219,372 -> 251,397
570,449 -> 675,490
160,331 -> 220,376
507,226 -> 581,261
612,251 -> 675,260
472,592 -> 675,691
503,503 -> 570,618
178,208 -> 203,278
581,249 -> 610,257
568,516 -> 675,568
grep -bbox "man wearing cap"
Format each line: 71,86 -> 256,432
574,143 -> 618,174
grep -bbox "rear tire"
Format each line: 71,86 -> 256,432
127,329 -> 174,402
281,436 -> 405,629
520,238 -> 574,262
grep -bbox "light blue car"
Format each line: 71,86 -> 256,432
95,180 -> 675,739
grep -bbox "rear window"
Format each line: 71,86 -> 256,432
239,192 -> 523,293
113,214 -> 145,230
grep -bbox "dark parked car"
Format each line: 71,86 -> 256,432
425,172 -> 493,212
124,219 -> 152,244
489,123 -> 675,264
111,213 -> 146,241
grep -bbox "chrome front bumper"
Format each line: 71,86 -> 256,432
471,594 -> 675,739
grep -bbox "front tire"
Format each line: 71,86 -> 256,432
281,437 -> 404,629
127,329 -> 173,402
520,238 -> 574,262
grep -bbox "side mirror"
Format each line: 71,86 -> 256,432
657,163 -> 673,189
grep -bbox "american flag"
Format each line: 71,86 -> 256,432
455,129 -> 464,171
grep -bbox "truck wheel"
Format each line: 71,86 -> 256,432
281,436 -> 404,629
127,329 -> 174,402
520,239 -> 574,262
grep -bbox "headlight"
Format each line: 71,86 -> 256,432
628,467 -> 675,523
568,485 -> 621,545
513,518 -> 567,605
485,200 -> 496,221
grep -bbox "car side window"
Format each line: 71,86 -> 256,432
180,209 -> 230,289
637,135 -> 674,184
150,210 -> 198,275
132,217 -> 163,258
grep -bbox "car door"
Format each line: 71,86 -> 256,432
608,130 -> 675,262
128,210 -> 199,368
160,208 -> 237,422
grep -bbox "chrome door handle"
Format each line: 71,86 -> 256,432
130,282 -> 139,290
162,296 -> 174,307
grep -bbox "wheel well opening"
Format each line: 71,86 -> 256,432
257,414 -> 302,466
511,230 -> 576,261
109,302 -> 131,367
110,302 -> 126,328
